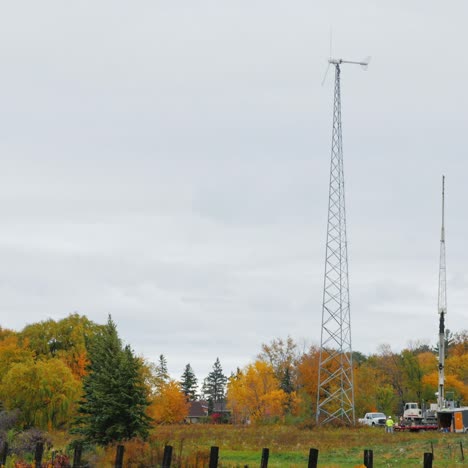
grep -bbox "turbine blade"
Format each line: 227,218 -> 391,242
321,63 -> 331,86
360,56 -> 371,70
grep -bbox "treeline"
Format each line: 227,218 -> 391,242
229,334 -> 468,423
0,313 -> 467,440
0,314 -> 231,432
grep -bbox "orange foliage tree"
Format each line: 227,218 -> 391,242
446,353 -> 468,387
227,360 -> 294,424
0,334 -> 34,377
296,346 -> 320,418
147,380 -> 189,424
423,372 -> 468,403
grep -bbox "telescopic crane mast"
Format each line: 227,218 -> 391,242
437,175 -> 447,410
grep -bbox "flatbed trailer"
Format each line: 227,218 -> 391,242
395,423 -> 438,432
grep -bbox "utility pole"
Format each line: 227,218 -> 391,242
316,57 -> 369,425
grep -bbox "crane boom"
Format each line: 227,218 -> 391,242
437,175 -> 447,410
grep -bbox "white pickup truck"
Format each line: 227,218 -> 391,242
358,412 -> 387,426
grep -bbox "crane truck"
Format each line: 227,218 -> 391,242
396,177 -> 468,433
395,178 -> 448,432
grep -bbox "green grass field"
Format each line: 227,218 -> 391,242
94,424 -> 467,467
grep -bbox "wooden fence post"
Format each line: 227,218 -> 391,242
209,446 -> 219,468
162,445 -> 173,468
308,448 -> 319,468
0,441 -> 8,466
460,441 -> 465,461
73,443 -> 83,468
260,448 -> 269,468
35,442 -> 44,467
423,452 -> 433,468
363,449 -> 373,468
114,444 -> 125,468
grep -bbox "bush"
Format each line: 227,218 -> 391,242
0,409 -> 21,433
10,428 -> 52,458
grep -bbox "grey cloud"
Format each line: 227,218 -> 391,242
0,1 -> 467,380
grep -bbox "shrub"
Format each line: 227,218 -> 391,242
10,428 -> 52,458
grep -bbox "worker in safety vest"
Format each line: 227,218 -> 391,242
385,415 -> 394,433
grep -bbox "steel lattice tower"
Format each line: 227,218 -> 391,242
316,58 -> 368,425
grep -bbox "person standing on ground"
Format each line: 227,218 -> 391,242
386,415 -> 394,433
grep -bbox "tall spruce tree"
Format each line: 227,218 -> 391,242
203,358 -> 227,403
180,363 -> 198,401
72,316 -> 151,445
154,354 -> 169,390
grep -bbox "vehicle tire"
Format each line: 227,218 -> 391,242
371,422 -> 375,426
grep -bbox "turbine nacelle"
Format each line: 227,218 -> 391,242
321,56 -> 370,86
328,57 -> 371,69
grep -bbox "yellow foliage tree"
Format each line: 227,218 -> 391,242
0,327 -> 16,340
0,358 -> 81,430
147,380 -> 189,424
227,360 -> 291,424
445,353 -> 468,387
20,313 -> 103,379
0,335 -> 34,377
417,352 -> 437,375
422,372 -> 468,403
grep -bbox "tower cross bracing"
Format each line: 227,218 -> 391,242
316,57 -> 368,425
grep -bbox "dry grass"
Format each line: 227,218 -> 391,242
44,425 -> 467,467
93,425 -> 467,467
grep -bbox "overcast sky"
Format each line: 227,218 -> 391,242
0,1 -> 467,381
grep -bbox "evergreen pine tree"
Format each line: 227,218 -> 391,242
203,358 -> 227,403
180,363 -> 198,401
280,366 -> 294,394
71,316 -> 151,445
154,354 -> 170,389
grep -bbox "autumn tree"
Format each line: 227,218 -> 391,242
0,335 -> 34,378
180,363 -> 198,401
227,361 -> 293,424
148,380 -> 189,424
451,330 -> 468,356
19,314 -> 103,379
369,344 -> 406,412
447,331 -> 468,388
354,363 -> 394,416
258,337 -> 299,394
0,327 -> 16,341
72,316 -> 151,445
296,346 -> 320,418
53,314 -> 104,379
423,330 -> 468,404
0,358 -> 80,430
19,319 -> 58,357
